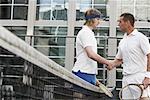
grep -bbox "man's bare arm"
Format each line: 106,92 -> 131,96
85,46 -> 112,70
142,53 -> 150,88
109,58 -> 123,69
113,58 -> 123,67
147,53 -> 150,72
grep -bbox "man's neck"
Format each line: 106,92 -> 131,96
126,27 -> 134,35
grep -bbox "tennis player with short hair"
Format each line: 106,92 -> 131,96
111,13 -> 150,99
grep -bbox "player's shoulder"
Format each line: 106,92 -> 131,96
136,30 -> 148,39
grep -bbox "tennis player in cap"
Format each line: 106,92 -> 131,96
72,8 -> 112,86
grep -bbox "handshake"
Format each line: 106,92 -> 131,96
105,59 -> 123,70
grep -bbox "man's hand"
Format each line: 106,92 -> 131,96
106,63 -> 114,70
106,59 -> 123,70
96,79 -> 100,86
142,77 -> 150,89
106,60 -> 116,70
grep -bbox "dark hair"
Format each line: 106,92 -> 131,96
120,13 -> 135,27
84,8 -> 101,25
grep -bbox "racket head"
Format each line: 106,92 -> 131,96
98,83 -> 113,97
119,84 -> 143,100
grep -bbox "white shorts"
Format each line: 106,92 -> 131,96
122,72 -> 150,99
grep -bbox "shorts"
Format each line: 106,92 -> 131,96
122,72 -> 150,99
72,70 -> 96,85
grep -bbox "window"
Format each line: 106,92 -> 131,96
0,0 -> 28,19
36,0 -> 68,20
34,26 -> 68,66
0,6 -> 11,19
4,26 -> 27,40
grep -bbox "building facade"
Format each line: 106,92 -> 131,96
0,0 -> 150,92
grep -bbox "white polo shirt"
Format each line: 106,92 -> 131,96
116,29 -> 150,75
72,25 -> 98,74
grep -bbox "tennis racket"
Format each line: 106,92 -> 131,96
98,82 -> 113,97
119,84 -> 144,100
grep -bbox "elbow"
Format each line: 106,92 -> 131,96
87,53 -> 97,60
87,53 -> 93,59
85,47 -> 97,60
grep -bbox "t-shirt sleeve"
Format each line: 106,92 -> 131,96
79,31 -> 95,48
145,72 -> 150,78
116,46 -> 122,59
140,35 -> 150,55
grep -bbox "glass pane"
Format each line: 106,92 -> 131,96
117,0 -> 150,22
74,27 -> 82,36
37,0 -> 69,4
0,6 -> 11,19
36,0 -> 68,20
76,0 -> 108,20
4,26 -> 27,40
116,28 -> 124,36
116,81 -> 122,88
34,26 -> 67,66
0,0 -> 12,4
137,28 -> 150,37
34,47 -> 65,56
98,49 -> 105,58
97,70 -> 107,80
34,37 -> 66,46
94,0 -> 108,4
53,9 -> 67,20
34,27 -> 67,35
53,0 -> 65,4
51,58 -> 65,67
34,47 -> 65,66
94,27 -> 109,36
36,6 -> 51,20
116,70 -> 123,79
76,0 -> 91,20
13,6 -> 28,20
37,0 -> 51,4
49,47 -> 65,56
37,7 -> 67,20
94,0 -> 107,18
14,0 -> 28,4
121,0 -> 134,5
94,27 -> 109,47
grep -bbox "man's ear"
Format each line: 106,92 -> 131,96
127,20 -> 131,25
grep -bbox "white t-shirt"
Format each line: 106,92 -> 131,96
72,25 -> 98,74
116,29 -> 150,75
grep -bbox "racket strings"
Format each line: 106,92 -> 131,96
119,84 -> 143,100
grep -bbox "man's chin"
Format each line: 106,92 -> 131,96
120,29 -> 126,33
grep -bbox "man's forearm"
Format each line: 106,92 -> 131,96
146,54 -> 150,78
147,53 -> 150,72
113,59 -> 122,67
